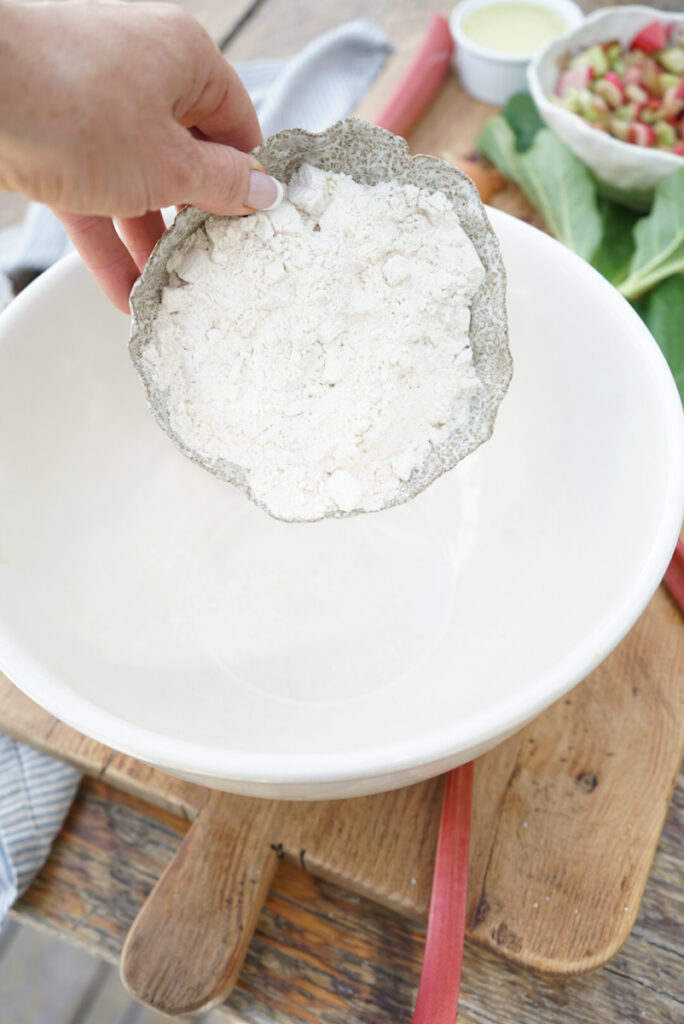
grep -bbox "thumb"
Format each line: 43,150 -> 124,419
184,139 -> 283,215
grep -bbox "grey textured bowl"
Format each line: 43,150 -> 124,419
129,118 -> 512,522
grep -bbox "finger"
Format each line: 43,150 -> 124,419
184,140 -> 282,216
194,65 -> 263,151
53,210 -> 139,314
116,210 -> 166,272
175,56 -> 262,151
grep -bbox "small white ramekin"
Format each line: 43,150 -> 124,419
450,0 -> 584,106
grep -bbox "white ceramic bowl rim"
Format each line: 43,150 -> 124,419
528,6 -> 684,177
450,0 -> 585,63
0,208 -> 682,787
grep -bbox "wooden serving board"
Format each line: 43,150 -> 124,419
1,44 -> 683,1020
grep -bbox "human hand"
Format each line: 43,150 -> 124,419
0,0 -> 279,311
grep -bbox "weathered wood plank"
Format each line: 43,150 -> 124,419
222,0 -> 451,62
14,0 -> 256,44
177,0 -> 257,43
76,962 -> 142,1023
0,920 -> 104,1023
0,917 -> 20,960
0,918 -> 225,1023
10,767 -> 684,1023
224,0 -> 684,65
466,590 -> 684,975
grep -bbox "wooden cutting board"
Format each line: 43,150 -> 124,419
1,49 -> 683,1020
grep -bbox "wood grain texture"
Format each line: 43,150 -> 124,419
223,0 -> 684,62
467,587 -> 684,974
10,769 -> 684,1023
15,0 -> 256,44
121,792 -> 281,1016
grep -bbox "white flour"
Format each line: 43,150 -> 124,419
143,165 -> 485,520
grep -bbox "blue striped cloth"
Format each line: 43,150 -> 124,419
238,18 -> 393,138
0,18 -> 393,921
0,738 -> 81,918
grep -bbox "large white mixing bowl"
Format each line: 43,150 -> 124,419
0,208 -> 681,799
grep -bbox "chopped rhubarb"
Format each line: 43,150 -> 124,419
607,117 -> 631,142
660,72 -> 682,93
654,120 -> 677,147
660,47 -> 684,76
630,20 -> 671,55
555,65 -> 593,98
595,70 -> 625,108
624,64 -> 645,86
641,56 -> 664,94
555,25 -> 684,151
661,82 -> 684,119
625,82 -> 649,104
570,44 -> 608,76
628,122 -> 656,146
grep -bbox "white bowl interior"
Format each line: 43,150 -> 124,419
529,6 -> 683,195
0,209 -> 681,798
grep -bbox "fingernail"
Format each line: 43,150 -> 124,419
247,171 -> 284,211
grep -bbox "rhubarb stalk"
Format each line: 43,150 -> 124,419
412,762 -> 474,1024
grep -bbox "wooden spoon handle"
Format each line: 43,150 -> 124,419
120,793 -> 280,1017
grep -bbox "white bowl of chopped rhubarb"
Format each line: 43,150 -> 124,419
529,7 -> 683,201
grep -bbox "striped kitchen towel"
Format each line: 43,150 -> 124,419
0,737 -> 81,918
0,17 -> 393,921
238,18 -> 393,138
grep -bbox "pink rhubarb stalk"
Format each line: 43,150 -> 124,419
412,762 -> 474,1024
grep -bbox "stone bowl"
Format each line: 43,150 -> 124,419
129,118 -> 512,522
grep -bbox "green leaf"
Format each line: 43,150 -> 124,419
638,274 -> 684,405
502,93 -> 544,152
478,119 -> 602,261
478,116 -> 521,181
591,199 -> 640,287
618,166 -> 684,300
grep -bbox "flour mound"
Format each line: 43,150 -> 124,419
142,165 -> 486,520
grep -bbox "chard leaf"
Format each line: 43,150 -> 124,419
478,119 -> 602,261
639,274 -> 684,405
619,166 -> 684,300
591,199 -> 640,287
503,93 -> 544,152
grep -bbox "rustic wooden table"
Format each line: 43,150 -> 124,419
1,1 -> 682,1023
